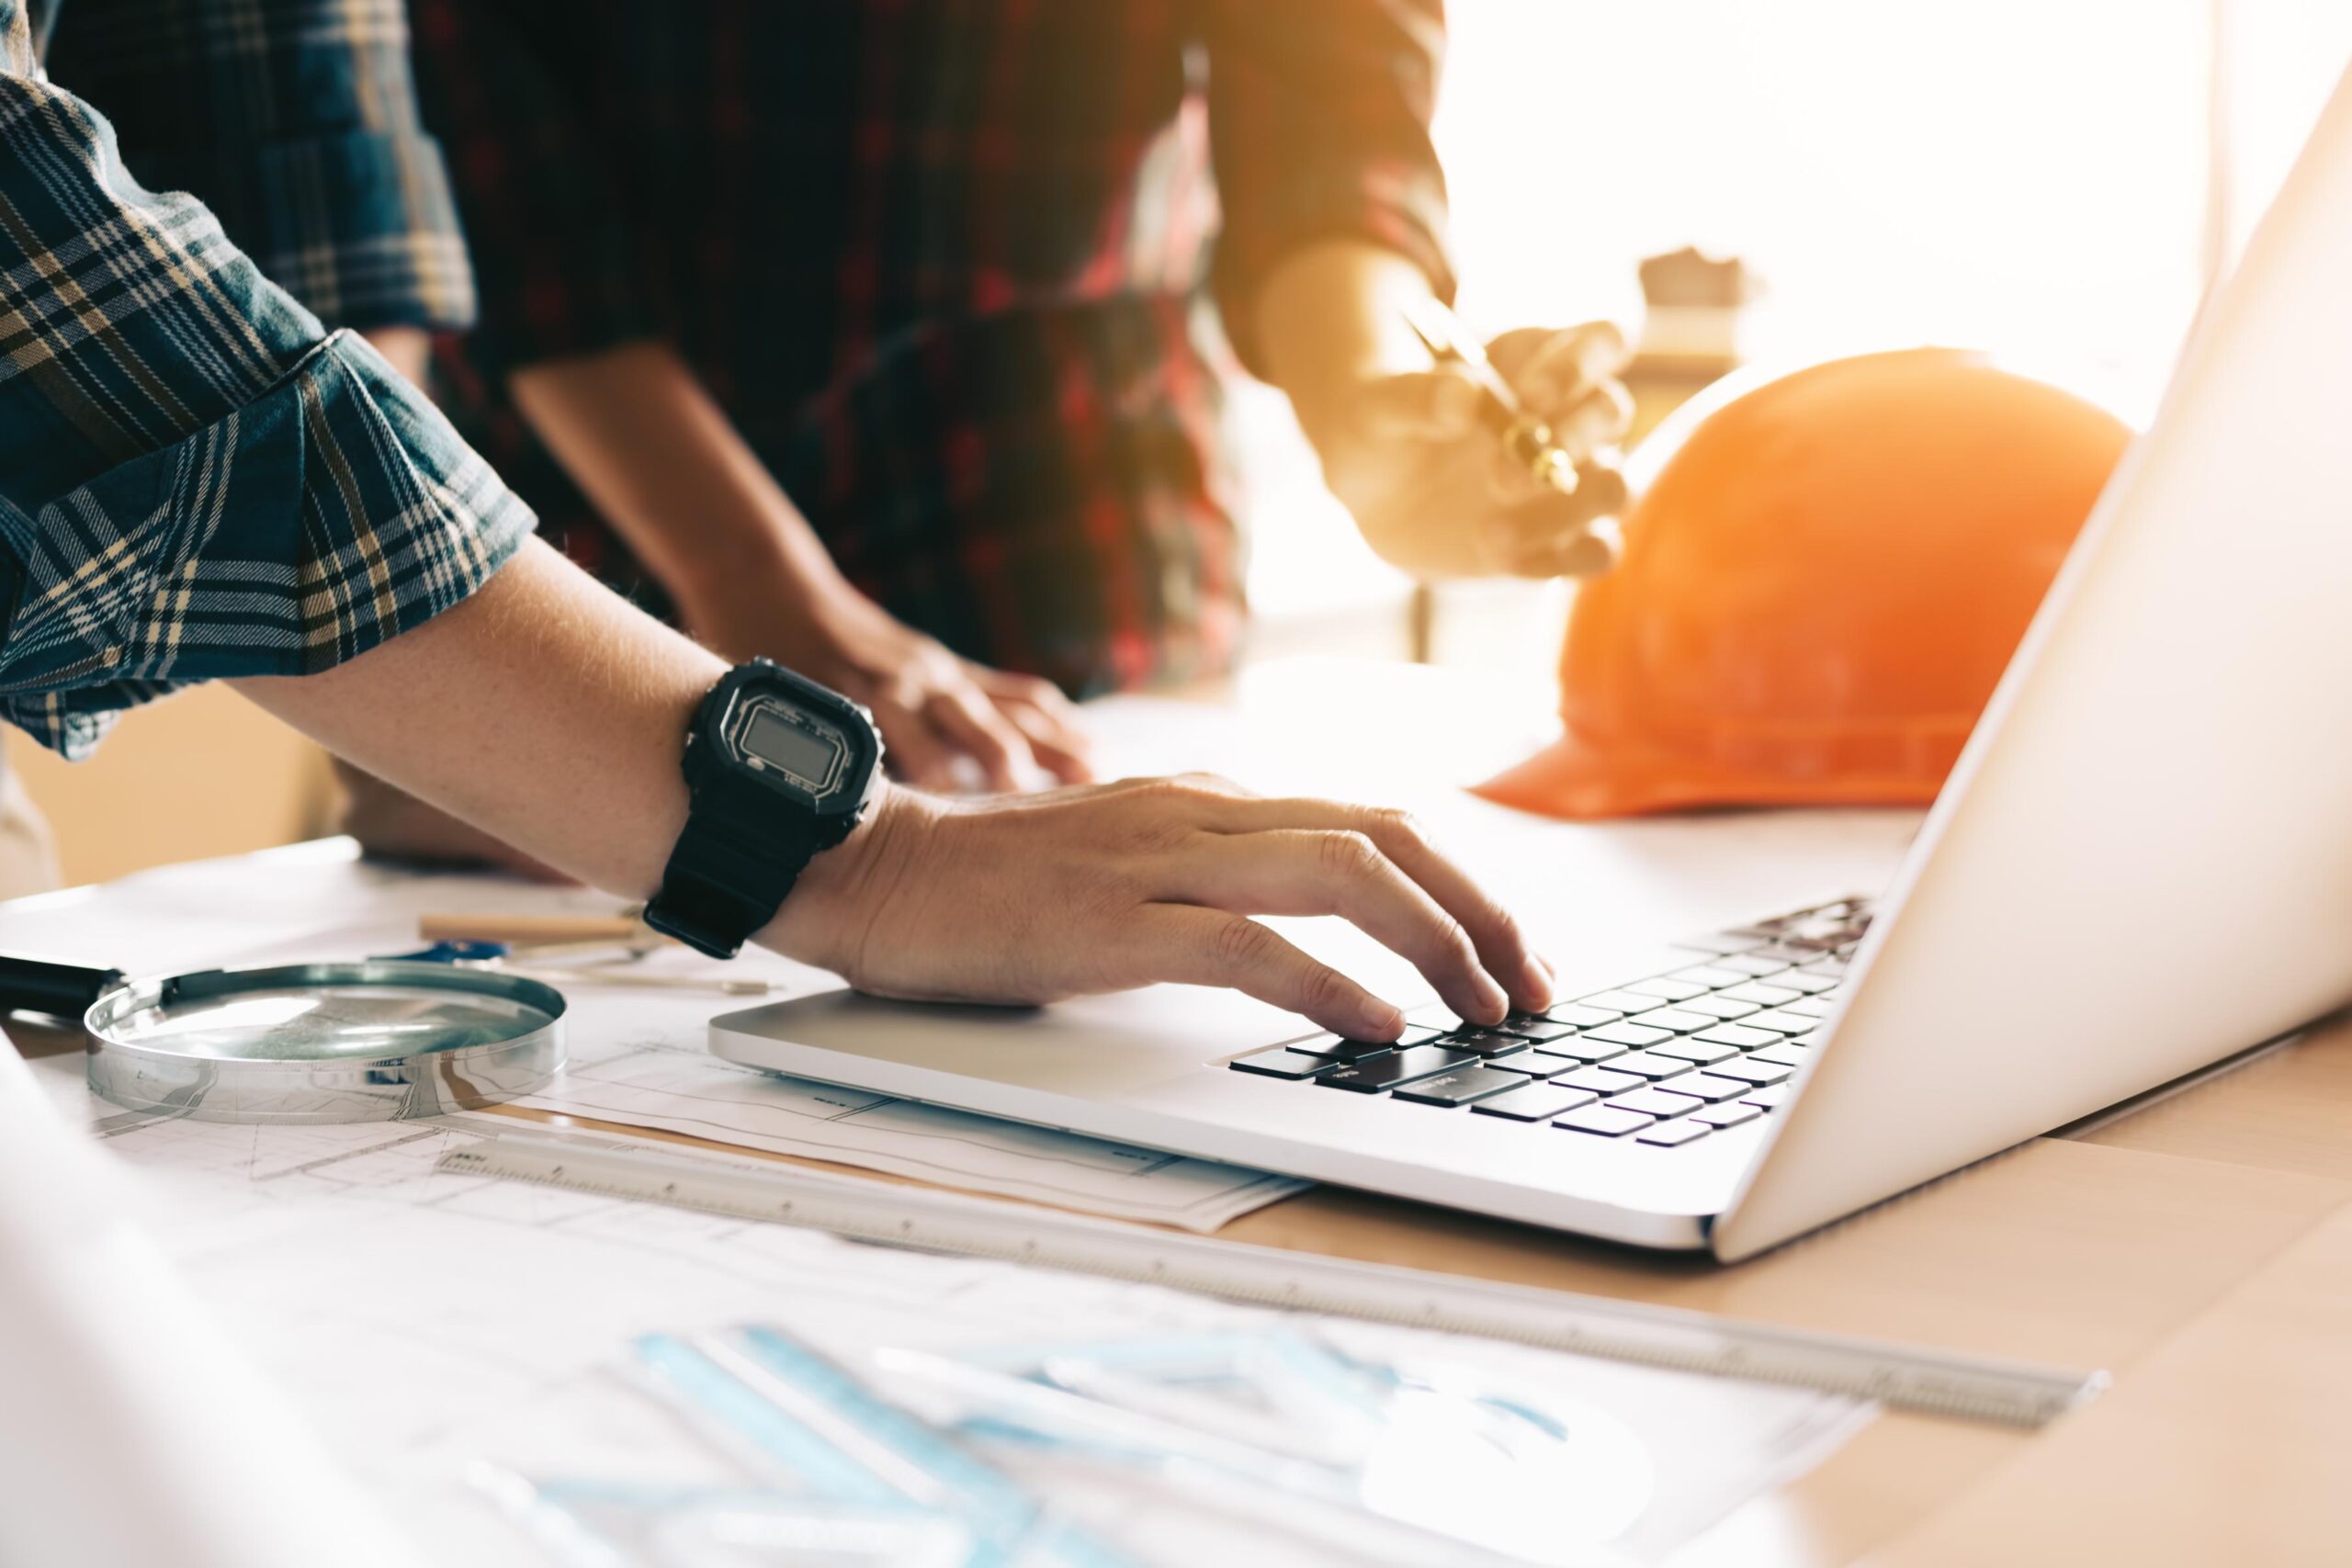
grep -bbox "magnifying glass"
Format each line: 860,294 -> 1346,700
0,953 -> 565,1124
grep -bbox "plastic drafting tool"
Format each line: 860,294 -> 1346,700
437,1131 -> 2106,1427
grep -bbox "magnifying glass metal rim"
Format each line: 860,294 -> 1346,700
81,960 -> 567,1125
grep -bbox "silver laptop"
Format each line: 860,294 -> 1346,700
715,68 -> 2352,1261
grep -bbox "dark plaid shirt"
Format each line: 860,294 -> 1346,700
407,0 -> 1453,695
48,0 -> 477,334
0,0 -> 530,757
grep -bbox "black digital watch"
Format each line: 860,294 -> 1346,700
644,660 -> 885,959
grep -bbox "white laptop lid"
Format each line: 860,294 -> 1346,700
1715,62 -> 2352,1259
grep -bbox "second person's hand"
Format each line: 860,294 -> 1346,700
503,339 -> 1094,795
695,578 -> 1095,795
1327,320 -> 1636,581
768,773 -> 1556,1040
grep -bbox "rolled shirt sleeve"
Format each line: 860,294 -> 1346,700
44,0 -> 476,333
0,9 -> 533,757
1199,0 -> 1457,378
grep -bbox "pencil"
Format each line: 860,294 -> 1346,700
1400,297 -> 1580,498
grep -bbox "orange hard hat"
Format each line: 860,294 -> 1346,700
1476,347 -> 2133,819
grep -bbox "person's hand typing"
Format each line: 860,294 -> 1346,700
769,774 -> 1556,1040
699,580 -> 1094,795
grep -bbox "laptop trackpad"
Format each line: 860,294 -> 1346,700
710,982 -> 1345,1097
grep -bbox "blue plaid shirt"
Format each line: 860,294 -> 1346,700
45,0 -> 477,333
0,0 -> 532,759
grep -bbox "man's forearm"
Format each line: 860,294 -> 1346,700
232,539 -> 715,900
1252,239 -> 1441,448
231,544 -> 1551,1035
507,339 -> 844,626
358,325 -> 432,387
493,337 -> 1095,795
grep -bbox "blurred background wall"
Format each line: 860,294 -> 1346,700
7,692 -> 338,888
21,0 -> 2352,888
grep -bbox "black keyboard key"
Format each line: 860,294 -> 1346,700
1553,1065 -> 1647,1096
1471,1083 -> 1600,1122
1659,1072 -> 1753,1102
1437,1028 -> 1534,1059
1627,1007 -> 1717,1034
1637,1118 -> 1713,1147
1286,1034 -> 1405,1064
1689,1102 -> 1763,1129
1705,1058 -> 1792,1088
1230,1049 -> 1335,1079
1317,1045 -> 1478,1093
1610,1087 -> 1706,1119
1600,1051 -> 1697,1082
1624,976 -> 1709,1003
1691,1023 -> 1782,1051
1392,1066 -> 1532,1106
1528,1038 -> 1633,1066
1647,1037 -> 1738,1066
1579,1021 -> 1676,1050
1555,1105 -> 1656,1137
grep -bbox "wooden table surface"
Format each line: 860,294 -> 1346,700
1229,1021 -> 2352,1567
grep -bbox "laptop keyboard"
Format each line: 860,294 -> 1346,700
1227,897 -> 1873,1150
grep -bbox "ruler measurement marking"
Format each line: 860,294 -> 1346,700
435,1141 -> 2104,1427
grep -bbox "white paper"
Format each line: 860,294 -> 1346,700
38,1055 -> 1871,1567
507,1042 -> 1303,1228
0,841 -> 1301,1228
0,1051 -> 435,1568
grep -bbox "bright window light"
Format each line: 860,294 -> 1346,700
1246,3 -> 2352,633
1436,0 -> 2351,413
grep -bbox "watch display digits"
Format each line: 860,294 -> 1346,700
729,695 -> 849,798
645,660 -> 885,959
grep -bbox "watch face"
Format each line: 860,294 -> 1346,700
724,693 -> 854,802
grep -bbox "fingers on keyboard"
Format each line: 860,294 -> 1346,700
1226,897 -> 1863,1153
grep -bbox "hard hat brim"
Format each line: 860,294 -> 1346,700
1471,730 -> 1944,821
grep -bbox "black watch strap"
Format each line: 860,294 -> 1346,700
644,774 -> 843,959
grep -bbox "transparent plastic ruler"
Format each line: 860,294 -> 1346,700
437,1130 -> 2105,1428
